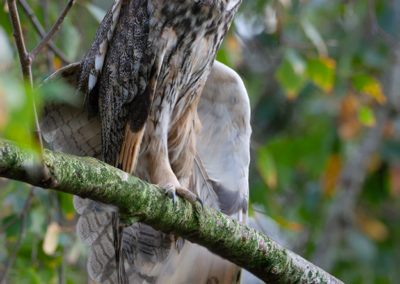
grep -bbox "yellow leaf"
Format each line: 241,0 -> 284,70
65,212 -> 75,221
307,57 -> 336,93
257,147 -> 278,189
43,222 -> 61,255
275,216 -> 304,232
321,154 -> 341,196
53,57 -> 62,70
356,212 -> 388,242
352,74 -> 386,104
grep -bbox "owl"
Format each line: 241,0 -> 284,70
41,0 -> 251,282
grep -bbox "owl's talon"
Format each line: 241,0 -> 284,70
160,184 -> 201,209
162,184 -> 177,207
172,193 -> 177,207
175,236 -> 185,252
196,196 -> 204,210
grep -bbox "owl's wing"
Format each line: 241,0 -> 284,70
123,61 -> 252,283
194,61 -> 251,222
40,60 -> 251,283
41,62 -> 171,283
41,63 -> 120,283
41,62 -> 102,158
77,0 -> 123,98
79,0 -> 152,169
175,61 -> 251,283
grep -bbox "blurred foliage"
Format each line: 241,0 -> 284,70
0,0 -> 400,283
227,0 -> 400,283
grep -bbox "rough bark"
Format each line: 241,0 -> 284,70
0,138 -> 342,284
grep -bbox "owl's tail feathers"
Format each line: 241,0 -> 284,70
41,64 -> 122,283
117,123 -> 145,173
74,197 -> 121,283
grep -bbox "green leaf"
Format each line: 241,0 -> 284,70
12,268 -> 41,284
306,57 -> 336,93
352,74 -> 386,104
257,146 -> 278,189
58,192 -> 75,221
2,215 -> 22,240
1,76 -> 42,152
275,56 -> 306,100
358,106 -> 376,127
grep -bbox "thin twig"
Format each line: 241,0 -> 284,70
368,0 -> 400,48
29,0 -> 75,61
0,215 -> 19,235
7,0 -> 49,174
41,0 -> 54,72
7,0 -> 32,82
0,188 -> 34,284
18,0 -> 70,65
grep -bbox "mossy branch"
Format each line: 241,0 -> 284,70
0,138 -> 342,284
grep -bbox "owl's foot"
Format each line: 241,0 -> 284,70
162,183 -> 203,209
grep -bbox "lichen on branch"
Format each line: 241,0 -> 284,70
0,138 -> 342,284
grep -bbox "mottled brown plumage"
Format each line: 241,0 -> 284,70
41,60 -> 251,283
41,0 -> 251,283
79,0 -> 240,182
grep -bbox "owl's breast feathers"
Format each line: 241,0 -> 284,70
148,0 -> 241,126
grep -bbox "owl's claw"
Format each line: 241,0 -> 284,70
163,184 -> 177,207
196,196 -> 204,210
161,183 -> 203,209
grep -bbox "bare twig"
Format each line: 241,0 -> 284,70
0,188 -> 34,284
7,0 -> 61,175
30,0 -> 75,61
7,0 -> 44,155
18,0 -> 70,65
41,0 -> 53,71
7,0 -> 32,83
368,0 -> 400,48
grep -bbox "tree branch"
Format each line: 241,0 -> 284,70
7,0 -> 32,82
7,0 -> 47,167
18,0 -> 70,65
29,0 -> 75,61
0,138 -> 342,284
